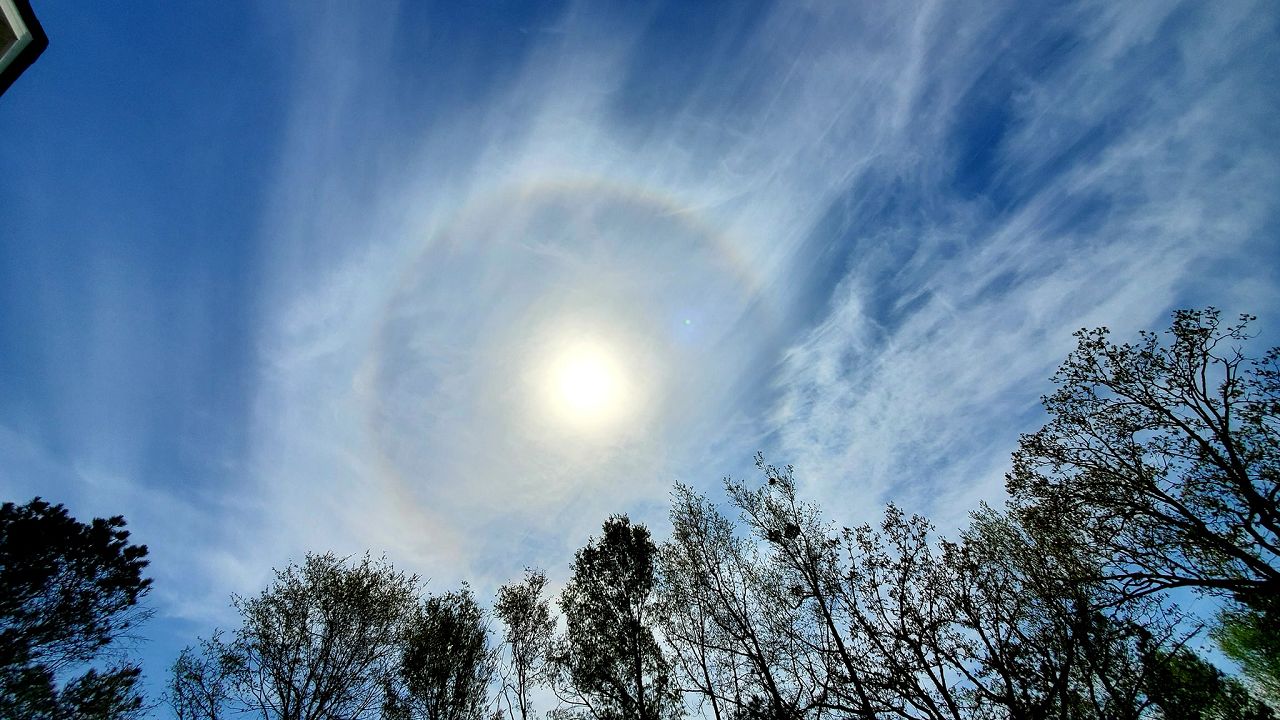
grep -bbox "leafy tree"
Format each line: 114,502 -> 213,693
170,632 -> 233,720
1212,606 -> 1280,705
0,497 -> 151,719
660,483 -> 814,720
726,460 -> 966,720
1007,308 -> 1279,608
495,569 -> 556,720
659,457 -> 1274,720
1139,637 -> 1275,720
950,506 -> 1193,720
553,515 -> 681,720
664,461 -> 972,720
172,552 -> 418,720
386,585 -> 495,720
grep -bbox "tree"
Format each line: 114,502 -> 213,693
1007,308 -> 1279,609
1139,637 -> 1275,720
553,515 -> 681,720
950,505 -> 1184,720
386,585 -> 495,720
495,569 -> 556,720
172,552 -> 418,720
664,462 -> 972,720
725,460 -> 965,720
0,497 -> 151,719
1212,606 -> 1280,706
170,632 -> 233,720
660,483 -> 815,720
659,458 -> 1274,720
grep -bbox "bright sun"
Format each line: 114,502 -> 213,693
548,342 -> 628,428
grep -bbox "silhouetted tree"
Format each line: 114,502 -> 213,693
495,569 -> 556,720
172,552 -> 418,720
659,455 -> 1276,720
950,506 -> 1177,720
386,585 -> 494,720
660,483 -> 813,720
727,459 -> 965,719
0,497 -> 151,719
1007,308 -> 1279,609
170,632 -> 233,720
553,515 -> 681,720
664,462 -> 969,719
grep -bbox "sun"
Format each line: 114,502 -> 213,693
547,341 -> 629,429
557,351 -> 618,414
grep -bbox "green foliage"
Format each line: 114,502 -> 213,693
172,552 -> 418,720
388,585 -> 494,720
1213,606 -> 1280,705
555,515 -> 681,720
495,569 -> 555,720
170,632 -> 234,720
0,497 -> 151,719
1141,639 -> 1275,720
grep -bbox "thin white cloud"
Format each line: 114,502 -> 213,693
770,0 -> 1280,531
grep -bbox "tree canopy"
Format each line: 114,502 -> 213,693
1007,308 -> 1279,608
172,552 -> 419,720
553,515 -> 681,720
495,568 -> 556,720
387,585 -> 494,720
0,497 -> 151,719
658,461 -> 1227,720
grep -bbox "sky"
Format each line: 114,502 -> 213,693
1,0 -> 1278,706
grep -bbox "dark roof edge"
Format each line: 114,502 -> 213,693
0,0 -> 49,97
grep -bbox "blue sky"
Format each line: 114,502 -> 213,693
2,0 -> 1278,706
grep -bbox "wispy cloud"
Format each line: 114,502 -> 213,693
769,0 -> 1280,529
